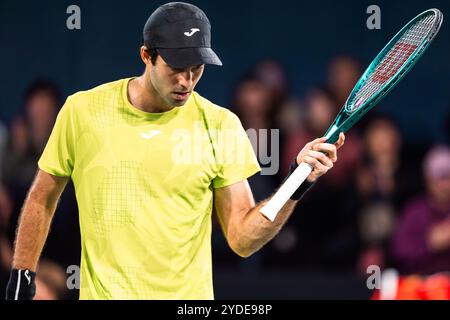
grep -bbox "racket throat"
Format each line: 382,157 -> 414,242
324,111 -> 349,143
324,124 -> 339,142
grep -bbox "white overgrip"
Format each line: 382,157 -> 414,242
259,162 -> 313,221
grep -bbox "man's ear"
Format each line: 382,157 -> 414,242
140,46 -> 151,65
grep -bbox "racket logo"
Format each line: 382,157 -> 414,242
372,42 -> 418,84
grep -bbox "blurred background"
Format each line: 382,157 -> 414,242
0,0 -> 449,299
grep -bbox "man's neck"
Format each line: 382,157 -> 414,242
127,76 -> 173,113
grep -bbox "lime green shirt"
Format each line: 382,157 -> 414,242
38,78 -> 260,299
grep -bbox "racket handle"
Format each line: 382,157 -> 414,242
260,162 -> 313,221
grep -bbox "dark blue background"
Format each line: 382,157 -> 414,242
1,0 -> 449,144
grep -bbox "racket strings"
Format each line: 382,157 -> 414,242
349,13 -> 437,111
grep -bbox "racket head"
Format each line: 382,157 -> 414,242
325,8 -> 443,143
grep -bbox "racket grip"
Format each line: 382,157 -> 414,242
260,162 -> 313,221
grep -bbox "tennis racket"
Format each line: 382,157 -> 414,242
260,8 -> 443,221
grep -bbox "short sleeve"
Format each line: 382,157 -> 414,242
38,96 -> 77,177
212,110 -> 261,188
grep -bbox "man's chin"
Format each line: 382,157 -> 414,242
169,92 -> 191,106
172,100 -> 187,106
168,98 -> 189,107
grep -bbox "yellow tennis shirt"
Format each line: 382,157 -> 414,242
38,78 -> 260,299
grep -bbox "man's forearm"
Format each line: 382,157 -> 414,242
219,134 -> 343,258
230,198 -> 298,257
12,193 -> 57,271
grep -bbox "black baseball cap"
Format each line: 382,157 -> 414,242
143,2 -> 222,68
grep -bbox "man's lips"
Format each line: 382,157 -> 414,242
172,92 -> 190,100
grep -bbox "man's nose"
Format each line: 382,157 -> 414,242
177,71 -> 193,89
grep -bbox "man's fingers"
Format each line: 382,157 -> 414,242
312,143 -> 337,162
335,133 -> 345,149
299,135 -> 343,181
306,137 -> 327,149
307,150 -> 333,168
303,155 -> 329,174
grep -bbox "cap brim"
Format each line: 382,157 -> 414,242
157,47 -> 222,69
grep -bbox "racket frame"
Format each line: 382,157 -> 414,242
260,8 -> 443,221
324,8 -> 443,144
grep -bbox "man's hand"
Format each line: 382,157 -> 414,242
296,133 -> 345,183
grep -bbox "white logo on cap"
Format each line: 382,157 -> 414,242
184,28 -> 200,37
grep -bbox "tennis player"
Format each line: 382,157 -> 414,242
6,2 -> 344,299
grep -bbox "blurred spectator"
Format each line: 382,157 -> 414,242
0,122 -> 10,233
34,259 -> 69,300
3,117 -> 35,189
0,184 -> 13,271
3,79 -> 61,191
265,86 -> 362,269
282,87 -> 363,187
357,116 -> 402,205
0,203 -> 12,298
0,117 -> 12,297
214,75 -> 283,271
356,115 -> 422,274
326,56 -> 362,109
24,80 -> 61,155
1,79 -> 80,287
391,145 -> 450,274
276,97 -> 303,136
3,80 -> 61,242
232,76 -> 279,200
372,269 -> 450,300
251,60 -> 290,107
251,59 -> 302,138
233,77 -> 275,132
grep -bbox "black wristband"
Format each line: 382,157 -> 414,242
5,269 -> 36,300
286,160 -> 315,201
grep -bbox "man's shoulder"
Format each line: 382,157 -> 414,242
191,91 -> 239,126
67,78 -> 128,105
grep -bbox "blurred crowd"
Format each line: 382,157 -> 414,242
0,56 -> 449,299
0,80 -> 80,299
214,56 -> 450,291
